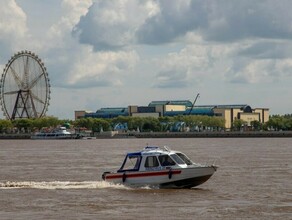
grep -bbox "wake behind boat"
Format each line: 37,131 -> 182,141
102,146 -> 217,189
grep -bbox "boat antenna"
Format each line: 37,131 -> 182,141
163,146 -> 170,152
188,93 -> 200,115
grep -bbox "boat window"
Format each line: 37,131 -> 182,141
176,153 -> 193,165
120,155 -> 141,171
158,155 -> 176,166
145,156 -> 159,168
170,154 -> 185,165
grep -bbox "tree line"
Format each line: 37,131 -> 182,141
0,114 -> 292,133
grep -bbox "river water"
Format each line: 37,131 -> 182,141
0,138 -> 291,219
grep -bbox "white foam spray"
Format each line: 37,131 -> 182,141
0,181 -> 129,190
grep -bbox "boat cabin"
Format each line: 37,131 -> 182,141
117,146 -> 194,172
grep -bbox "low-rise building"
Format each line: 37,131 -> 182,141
212,105 -> 269,130
74,110 -> 93,120
75,100 -> 269,130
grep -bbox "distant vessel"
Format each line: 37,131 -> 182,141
81,136 -> 97,140
31,127 -> 76,140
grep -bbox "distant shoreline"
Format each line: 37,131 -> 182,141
1,131 -> 292,140
0,134 -> 31,139
131,131 -> 292,138
0,131 -> 292,140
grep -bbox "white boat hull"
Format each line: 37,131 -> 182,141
31,134 -> 75,139
103,166 -> 217,189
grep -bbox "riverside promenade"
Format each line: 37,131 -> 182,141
96,131 -> 292,138
132,131 -> 292,138
1,131 -> 292,139
0,134 -> 31,139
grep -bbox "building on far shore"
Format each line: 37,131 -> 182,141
74,100 -> 269,130
74,110 -> 94,120
211,105 -> 269,129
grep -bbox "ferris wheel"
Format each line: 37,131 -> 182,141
0,51 -> 50,120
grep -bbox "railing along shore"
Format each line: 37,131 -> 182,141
1,131 -> 292,139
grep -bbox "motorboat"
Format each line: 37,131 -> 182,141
81,136 -> 97,140
102,146 -> 217,189
31,127 -> 76,139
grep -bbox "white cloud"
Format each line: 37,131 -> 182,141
0,0 -> 28,59
227,58 -> 292,84
39,0 -> 92,51
1,0 -> 292,119
66,48 -> 139,88
74,0 -> 159,51
203,0 -> 292,42
0,0 -> 27,36
136,0 -> 205,44
136,0 -> 292,44
152,43 -> 234,88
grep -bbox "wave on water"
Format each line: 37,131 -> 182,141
0,181 -> 129,190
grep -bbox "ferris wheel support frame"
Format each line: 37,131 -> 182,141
11,89 -> 38,119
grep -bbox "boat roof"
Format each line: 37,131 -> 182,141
126,146 -> 178,157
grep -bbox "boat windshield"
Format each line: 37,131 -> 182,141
119,154 -> 141,171
176,153 -> 193,165
170,154 -> 185,165
158,155 -> 176,166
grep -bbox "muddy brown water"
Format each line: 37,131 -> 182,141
0,138 -> 291,219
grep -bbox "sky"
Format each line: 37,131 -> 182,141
0,0 -> 292,119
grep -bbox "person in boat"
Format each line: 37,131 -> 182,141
159,155 -> 175,166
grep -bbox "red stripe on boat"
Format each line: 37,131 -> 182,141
105,170 -> 181,180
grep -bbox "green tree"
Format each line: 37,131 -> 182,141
127,117 -> 144,131
251,120 -> 262,131
232,119 -> 245,131
73,118 -> 94,130
32,116 -> 60,130
111,116 -> 129,125
266,116 -> 284,131
92,118 -> 111,132
283,118 -> 292,130
13,119 -> 33,133
158,116 -> 175,131
0,119 -> 13,133
141,117 -> 161,132
211,117 -> 225,131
